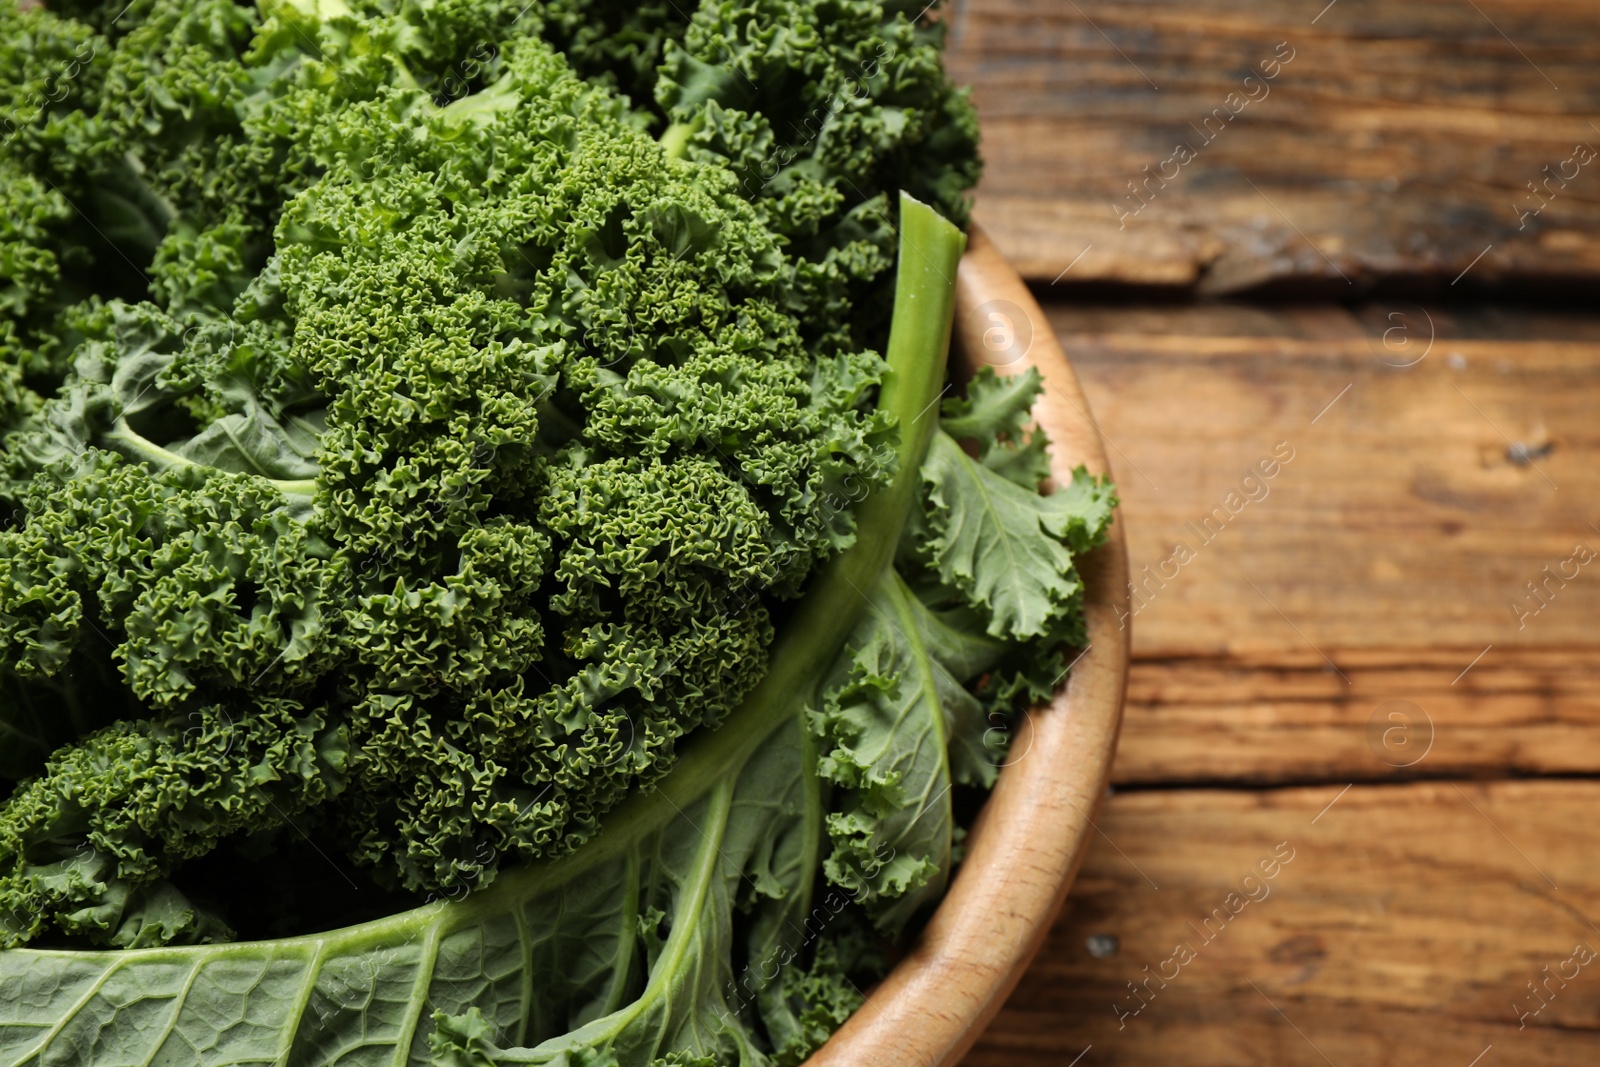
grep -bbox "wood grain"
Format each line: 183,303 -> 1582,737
939,6 -> 1600,1057
968,781 -> 1600,1066
1034,302 -> 1600,782
947,0 -> 1600,290
1055,304 -> 1600,655
1117,648 -> 1600,784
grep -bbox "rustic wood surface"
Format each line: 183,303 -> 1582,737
945,0 -> 1600,291
941,1 -> 1600,1057
962,298 -> 1600,1063
1050,303 -> 1600,782
970,781 -> 1600,1066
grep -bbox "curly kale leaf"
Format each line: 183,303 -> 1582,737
0,450 -> 336,706
0,27 -> 900,929
392,0 -> 980,353
658,0 -> 981,349
0,0 -> 1089,1057
0,700 -> 348,948
0,193 -> 969,1065
812,366 -> 1116,934
811,569 -> 1000,933
522,0 -> 689,109
911,368 -> 1116,640
0,199 -> 1115,1063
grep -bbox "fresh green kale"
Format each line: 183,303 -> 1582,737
0,4 -> 1115,1064
340,0 -> 982,352
570,0 -> 984,353
0,193 -> 1115,1067
0,17 -> 912,932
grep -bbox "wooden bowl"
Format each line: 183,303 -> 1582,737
805,225 -> 1132,1066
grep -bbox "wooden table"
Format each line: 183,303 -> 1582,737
948,3 -> 1600,1063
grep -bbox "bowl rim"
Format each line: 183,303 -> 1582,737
803,223 -> 1132,1067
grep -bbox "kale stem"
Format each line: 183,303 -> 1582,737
659,121 -> 697,160
106,419 -> 319,504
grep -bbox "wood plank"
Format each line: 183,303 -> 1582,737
965,781 -> 1600,1065
948,0 -> 1600,290
1117,648 -> 1600,784
1058,316 -> 1600,656
1031,302 -> 1600,780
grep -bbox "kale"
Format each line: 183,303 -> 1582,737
0,4 -> 1116,1064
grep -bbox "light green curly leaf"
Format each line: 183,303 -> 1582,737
919,430 -> 1081,640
